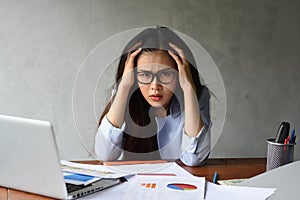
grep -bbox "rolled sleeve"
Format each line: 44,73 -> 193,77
99,116 -> 124,145
180,87 -> 211,166
180,123 -> 211,166
95,116 -> 124,161
182,123 -> 208,153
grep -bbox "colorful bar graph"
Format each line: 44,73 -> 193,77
141,183 -> 157,189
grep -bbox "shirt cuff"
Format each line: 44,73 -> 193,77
182,124 -> 208,153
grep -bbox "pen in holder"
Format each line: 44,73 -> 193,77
266,138 -> 295,171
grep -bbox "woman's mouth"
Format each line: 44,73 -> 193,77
150,94 -> 163,101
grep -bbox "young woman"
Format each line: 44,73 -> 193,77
95,26 -> 211,166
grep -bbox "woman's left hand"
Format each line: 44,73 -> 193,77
168,42 -> 196,92
168,43 -> 202,137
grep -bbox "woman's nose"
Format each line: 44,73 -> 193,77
150,76 -> 162,90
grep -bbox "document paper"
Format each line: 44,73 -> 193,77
124,175 -> 205,200
61,160 -> 133,179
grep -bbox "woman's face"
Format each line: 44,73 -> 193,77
136,51 -> 178,109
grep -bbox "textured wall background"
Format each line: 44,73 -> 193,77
0,0 -> 299,160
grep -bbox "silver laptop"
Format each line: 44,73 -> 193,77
0,114 -> 125,199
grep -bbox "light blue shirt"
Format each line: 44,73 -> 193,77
95,87 -> 211,166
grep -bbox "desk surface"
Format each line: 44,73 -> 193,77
0,158 -> 266,200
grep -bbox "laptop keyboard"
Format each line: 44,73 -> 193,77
65,178 -> 126,199
66,183 -> 86,193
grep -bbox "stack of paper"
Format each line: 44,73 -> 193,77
115,162 -> 275,200
62,161 -> 275,200
61,160 -> 133,179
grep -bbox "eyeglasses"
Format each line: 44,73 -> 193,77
136,70 -> 176,84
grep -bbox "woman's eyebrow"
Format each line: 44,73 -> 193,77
156,69 -> 175,74
137,69 -> 151,72
158,68 -> 174,72
137,68 -> 174,73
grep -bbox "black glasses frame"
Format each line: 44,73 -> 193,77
136,70 -> 176,84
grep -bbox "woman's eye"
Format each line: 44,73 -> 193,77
138,72 -> 151,77
160,72 -> 172,77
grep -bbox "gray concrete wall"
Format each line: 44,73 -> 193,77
0,0 -> 299,160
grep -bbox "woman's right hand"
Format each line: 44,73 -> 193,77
106,43 -> 142,128
120,46 -> 142,89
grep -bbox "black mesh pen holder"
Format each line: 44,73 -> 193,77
266,138 -> 295,171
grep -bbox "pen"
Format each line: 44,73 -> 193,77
286,135 -> 290,144
291,135 -> 296,144
290,129 -> 296,144
213,171 -> 218,184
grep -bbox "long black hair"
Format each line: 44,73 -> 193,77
99,26 -> 205,159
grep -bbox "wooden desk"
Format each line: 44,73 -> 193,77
178,158 -> 266,182
0,158 -> 266,200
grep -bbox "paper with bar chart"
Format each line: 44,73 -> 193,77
124,175 -> 205,200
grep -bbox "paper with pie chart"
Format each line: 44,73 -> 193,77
124,175 -> 205,200
167,183 -> 198,191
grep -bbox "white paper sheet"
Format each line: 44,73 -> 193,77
107,162 -> 193,177
205,182 -> 276,200
61,160 -> 133,178
79,162 -> 193,200
124,175 -> 206,200
77,162 -> 276,200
